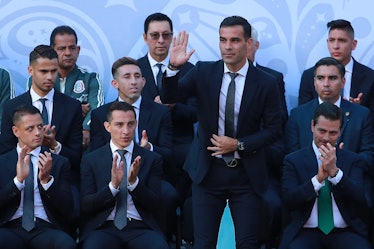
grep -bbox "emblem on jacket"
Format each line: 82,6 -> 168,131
73,80 -> 85,93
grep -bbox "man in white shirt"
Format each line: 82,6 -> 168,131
280,102 -> 371,249
0,105 -> 76,249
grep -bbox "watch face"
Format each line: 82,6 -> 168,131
238,142 -> 244,150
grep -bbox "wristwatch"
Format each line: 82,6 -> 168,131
237,140 -> 245,151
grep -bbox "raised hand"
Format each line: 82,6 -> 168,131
16,145 -> 31,183
37,151 -> 52,184
169,31 -> 195,68
111,154 -> 125,189
128,156 -> 141,185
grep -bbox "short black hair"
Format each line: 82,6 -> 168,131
327,19 -> 354,40
50,25 -> 78,47
313,57 -> 345,78
13,105 -> 42,126
29,45 -> 58,65
107,101 -> 136,122
111,57 -> 141,78
144,13 -> 173,34
220,16 -> 252,40
312,102 -> 344,128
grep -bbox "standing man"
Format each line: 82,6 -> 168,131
27,25 -> 105,150
80,101 -> 169,249
298,19 -> 374,115
0,45 -> 83,182
0,68 -> 16,126
138,12 -> 197,201
161,16 -> 282,248
280,102 -> 371,249
0,105 -> 76,249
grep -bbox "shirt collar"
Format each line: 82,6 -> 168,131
223,59 -> 249,77
118,96 -> 142,110
312,141 -> 321,161
30,87 -> 55,104
109,139 -> 134,155
345,57 -> 354,73
147,53 -> 169,68
16,144 -> 41,158
318,97 -> 341,108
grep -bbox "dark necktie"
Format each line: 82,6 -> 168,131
223,73 -> 238,162
114,149 -> 128,230
156,63 -> 163,91
39,98 -> 48,125
318,179 -> 334,234
22,155 -> 35,231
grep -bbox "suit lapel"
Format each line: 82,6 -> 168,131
338,100 -> 352,144
51,92 -> 63,127
210,61 -> 225,134
351,59 -> 364,97
237,64 -> 259,132
138,100 -> 150,139
142,56 -> 159,97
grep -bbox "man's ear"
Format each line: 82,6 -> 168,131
104,121 -> 111,133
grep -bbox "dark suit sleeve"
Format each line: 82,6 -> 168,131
90,108 -> 108,151
130,153 -> 163,212
39,156 -> 74,221
151,108 -> 173,161
59,100 -> 83,171
282,155 -> 318,211
298,69 -> 315,106
80,154 -> 116,215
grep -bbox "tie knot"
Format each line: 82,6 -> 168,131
39,98 -> 47,104
156,63 -> 163,70
117,149 -> 127,161
228,72 -> 238,80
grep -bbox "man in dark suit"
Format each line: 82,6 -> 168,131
298,19 -> 374,115
90,57 -> 177,243
247,25 -> 288,248
0,105 -> 76,249
0,45 -> 83,180
286,57 -> 374,169
279,102 -> 371,249
138,13 -> 196,202
80,101 -> 169,249
161,16 -> 282,249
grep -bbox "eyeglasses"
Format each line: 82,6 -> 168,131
148,32 -> 173,40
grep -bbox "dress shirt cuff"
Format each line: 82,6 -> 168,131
311,175 -> 325,192
166,67 -> 179,77
41,176 -> 54,190
13,177 -> 25,190
109,182 -> 120,196
128,177 -> 139,192
49,141 -> 62,154
328,169 -> 343,185
148,142 -> 154,151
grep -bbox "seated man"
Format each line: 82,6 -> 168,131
0,105 -> 76,249
79,101 -> 169,249
279,102 -> 371,249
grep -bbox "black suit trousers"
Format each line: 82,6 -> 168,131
192,158 -> 262,249
0,218 -> 76,249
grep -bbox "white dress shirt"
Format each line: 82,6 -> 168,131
147,53 -> 169,86
217,60 -> 249,159
11,145 -> 54,222
343,58 -> 354,99
107,140 -> 141,221
303,142 -> 347,228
